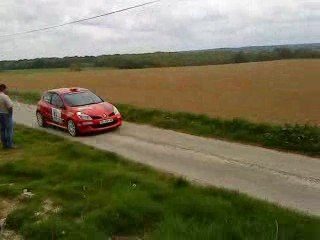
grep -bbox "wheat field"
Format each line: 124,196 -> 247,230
1,59 -> 319,125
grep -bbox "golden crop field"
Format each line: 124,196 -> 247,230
1,59 -> 319,125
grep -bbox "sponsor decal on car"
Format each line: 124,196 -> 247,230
52,108 -> 62,123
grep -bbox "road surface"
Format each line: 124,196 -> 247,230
14,102 -> 320,216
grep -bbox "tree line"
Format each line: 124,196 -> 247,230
0,47 -> 319,71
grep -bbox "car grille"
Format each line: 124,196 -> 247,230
90,113 -> 114,119
91,116 -> 102,120
92,119 -> 118,129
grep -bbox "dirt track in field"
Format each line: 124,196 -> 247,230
1,59 -> 320,125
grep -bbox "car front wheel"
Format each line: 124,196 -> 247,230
67,120 -> 78,137
36,112 -> 47,128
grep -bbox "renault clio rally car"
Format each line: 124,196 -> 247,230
36,88 -> 122,136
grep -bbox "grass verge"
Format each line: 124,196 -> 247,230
0,125 -> 319,239
11,90 -> 320,157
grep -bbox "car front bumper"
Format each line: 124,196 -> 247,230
76,115 -> 122,134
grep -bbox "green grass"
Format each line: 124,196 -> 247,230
0,126 -> 319,239
11,91 -> 41,104
10,90 -> 320,157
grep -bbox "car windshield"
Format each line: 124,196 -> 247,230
63,91 -> 103,107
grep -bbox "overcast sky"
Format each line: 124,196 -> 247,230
0,0 -> 319,60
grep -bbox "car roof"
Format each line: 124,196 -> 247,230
48,87 -> 88,95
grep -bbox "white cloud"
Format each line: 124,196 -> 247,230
0,0 -> 319,60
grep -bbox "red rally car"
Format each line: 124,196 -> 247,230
36,87 -> 122,136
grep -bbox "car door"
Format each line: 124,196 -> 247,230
50,93 -> 66,126
41,92 -> 53,121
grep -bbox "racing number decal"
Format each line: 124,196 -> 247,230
52,108 -> 62,123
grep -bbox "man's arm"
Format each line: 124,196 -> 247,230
8,106 -> 13,115
5,95 -> 13,115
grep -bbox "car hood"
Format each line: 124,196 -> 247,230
73,102 -> 114,117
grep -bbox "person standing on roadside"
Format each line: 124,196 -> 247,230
0,84 -> 15,149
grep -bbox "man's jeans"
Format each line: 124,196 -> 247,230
0,113 -> 14,148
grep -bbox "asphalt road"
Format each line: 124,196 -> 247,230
14,102 -> 320,216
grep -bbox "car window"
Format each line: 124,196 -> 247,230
43,92 -> 52,103
51,94 -> 64,109
63,91 -> 103,107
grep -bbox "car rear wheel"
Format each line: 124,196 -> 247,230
67,120 -> 78,137
36,112 -> 47,127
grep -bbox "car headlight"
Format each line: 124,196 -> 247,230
77,112 -> 92,120
113,106 -> 120,115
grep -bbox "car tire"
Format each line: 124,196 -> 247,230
36,112 -> 47,128
67,120 -> 78,137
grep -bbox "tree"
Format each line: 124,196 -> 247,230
274,48 -> 293,59
69,63 -> 82,72
234,51 -> 247,63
